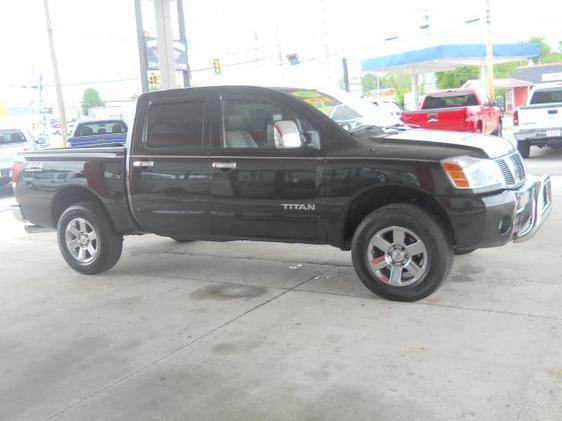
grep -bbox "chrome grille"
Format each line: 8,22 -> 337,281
510,153 -> 526,180
496,152 -> 526,188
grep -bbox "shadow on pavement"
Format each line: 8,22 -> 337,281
527,146 -> 562,161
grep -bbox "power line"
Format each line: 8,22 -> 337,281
43,77 -> 140,87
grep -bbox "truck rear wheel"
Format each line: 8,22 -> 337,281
57,201 -> 123,274
351,203 -> 453,301
517,141 -> 530,158
493,120 -> 502,136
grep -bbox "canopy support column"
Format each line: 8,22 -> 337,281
411,74 -> 419,110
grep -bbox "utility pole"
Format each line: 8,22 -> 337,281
43,0 -> 68,140
176,0 -> 191,88
485,0 -> 495,102
153,0 -> 177,89
134,0 -> 149,93
342,58 -> 350,93
319,0 -> 332,87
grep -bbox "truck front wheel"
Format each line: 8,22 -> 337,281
57,201 -> 123,274
351,203 -> 453,301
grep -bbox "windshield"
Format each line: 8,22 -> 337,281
74,121 -> 127,137
0,129 -> 26,145
286,89 -> 397,130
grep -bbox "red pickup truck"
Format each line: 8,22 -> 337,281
401,89 -> 502,136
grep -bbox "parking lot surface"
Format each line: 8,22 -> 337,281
1,152 -> 562,420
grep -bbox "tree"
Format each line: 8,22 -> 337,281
361,73 -> 377,93
436,66 -> 480,89
529,36 -> 551,63
379,74 -> 411,107
494,60 -> 526,78
81,88 -> 104,116
528,36 -> 562,64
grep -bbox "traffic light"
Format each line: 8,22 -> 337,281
213,58 -> 221,75
148,72 -> 160,87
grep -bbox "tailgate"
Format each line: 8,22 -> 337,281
518,105 -> 562,130
400,112 -> 429,127
402,108 -> 467,131
425,108 -> 468,131
0,143 -> 25,170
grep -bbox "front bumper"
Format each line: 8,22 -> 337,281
512,175 -> 552,242
439,175 -> 552,250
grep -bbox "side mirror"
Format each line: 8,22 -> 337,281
273,120 -> 301,148
304,130 -> 320,149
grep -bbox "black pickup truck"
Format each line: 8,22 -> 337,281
11,86 -> 552,301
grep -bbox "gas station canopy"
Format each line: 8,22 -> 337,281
361,43 -> 540,75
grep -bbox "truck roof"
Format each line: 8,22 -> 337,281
138,85 -> 311,100
424,88 -> 478,96
531,81 -> 562,90
76,118 -> 127,124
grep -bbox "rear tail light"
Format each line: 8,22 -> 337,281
513,110 -> 519,126
12,160 -> 24,188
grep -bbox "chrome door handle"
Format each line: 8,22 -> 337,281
132,160 -> 154,168
212,162 -> 236,169
428,118 -> 439,124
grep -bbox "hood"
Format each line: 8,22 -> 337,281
386,129 -> 514,159
348,129 -> 514,161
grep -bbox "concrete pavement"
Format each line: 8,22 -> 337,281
0,177 -> 561,420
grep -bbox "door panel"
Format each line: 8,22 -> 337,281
129,156 -> 210,235
209,93 -> 324,242
128,95 -> 211,236
210,155 -> 322,241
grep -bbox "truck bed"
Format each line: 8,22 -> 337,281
15,146 -> 137,233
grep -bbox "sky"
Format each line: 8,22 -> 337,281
0,0 -> 561,113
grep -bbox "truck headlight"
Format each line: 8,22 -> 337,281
441,156 -> 505,190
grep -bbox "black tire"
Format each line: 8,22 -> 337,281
170,236 -> 193,243
493,120 -> 502,137
57,201 -> 123,274
517,141 -> 530,158
454,248 -> 476,255
351,203 -> 453,302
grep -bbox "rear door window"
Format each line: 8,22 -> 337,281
423,94 -> 479,109
530,88 -> 562,105
146,101 -> 205,150
0,129 -> 26,144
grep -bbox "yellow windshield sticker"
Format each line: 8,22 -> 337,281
303,96 -> 330,105
291,90 -> 321,98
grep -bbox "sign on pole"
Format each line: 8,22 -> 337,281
145,37 -> 188,72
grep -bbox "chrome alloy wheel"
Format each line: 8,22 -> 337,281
65,217 -> 98,264
365,225 -> 428,287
